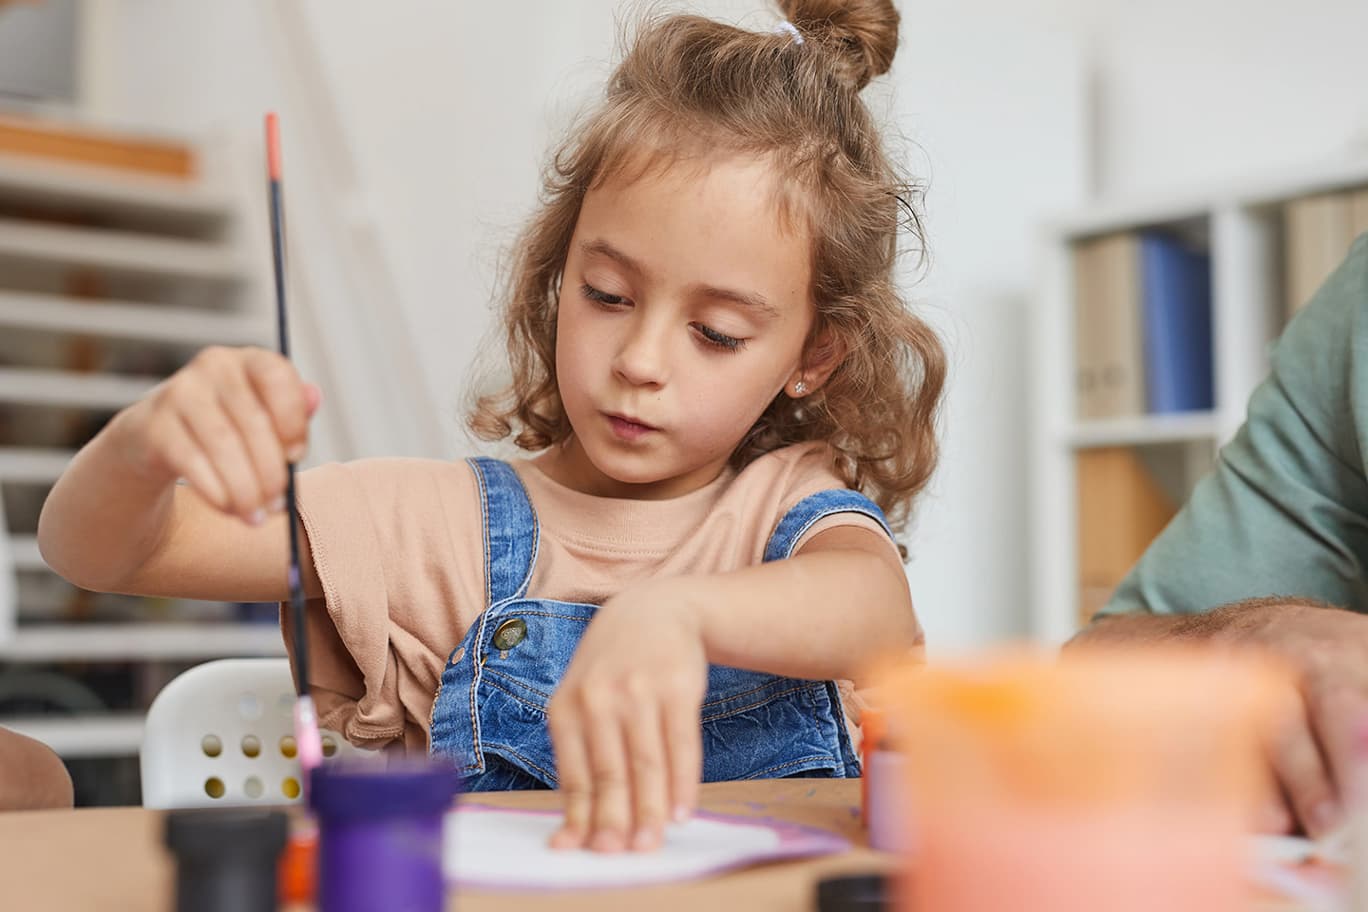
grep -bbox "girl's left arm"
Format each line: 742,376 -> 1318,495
682,524 -> 920,680
547,525 -> 918,854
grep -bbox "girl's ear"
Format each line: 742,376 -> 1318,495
788,326 -> 846,397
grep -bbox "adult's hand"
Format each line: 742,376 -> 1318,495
1073,599 -> 1368,838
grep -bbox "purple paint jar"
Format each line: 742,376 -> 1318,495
309,760 -> 460,912
866,749 -> 908,853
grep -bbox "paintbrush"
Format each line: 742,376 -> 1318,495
265,112 -> 324,778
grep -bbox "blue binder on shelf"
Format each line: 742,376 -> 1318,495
1139,232 -> 1213,413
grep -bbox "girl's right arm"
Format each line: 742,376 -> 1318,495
37,346 -> 324,602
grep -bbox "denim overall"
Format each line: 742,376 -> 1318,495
428,457 -> 894,791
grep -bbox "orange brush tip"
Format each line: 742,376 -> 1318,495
266,113 -> 281,181
278,827 -> 317,905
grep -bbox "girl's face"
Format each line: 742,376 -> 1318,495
548,154 -> 816,500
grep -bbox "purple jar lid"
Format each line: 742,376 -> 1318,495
310,758 -> 460,821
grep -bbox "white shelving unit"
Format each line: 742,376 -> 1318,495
2,712 -> 144,758
0,623 -> 285,662
1031,157 -> 1368,645
0,152 -> 233,218
0,290 -> 267,346
0,367 -> 159,409
0,446 -> 76,484
1063,411 -> 1222,449
0,137 -> 284,763
0,217 -> 246,281
7,535 -> 42,571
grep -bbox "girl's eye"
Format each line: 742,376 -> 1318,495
581,283 -> 627,308
693,323 -> 746,352
581,283 -> 744,352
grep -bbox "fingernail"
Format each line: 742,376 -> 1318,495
287,444 -> 306,462
268,496 -> 286,513
631,828 -> 660,852
590,831 -> 624,853
1312,800 -> 1340,835
1259,802 -> 1291,834
246,509 -> 266,526
672,805 -> 690,824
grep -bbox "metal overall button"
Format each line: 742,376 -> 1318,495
492,618 -> 527,652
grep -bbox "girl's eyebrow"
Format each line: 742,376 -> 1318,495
581,239 -> 645,276
695,282 -> 780,319
579,239 -> 781,317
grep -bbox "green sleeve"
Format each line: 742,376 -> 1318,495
1097,234 -> 1368,619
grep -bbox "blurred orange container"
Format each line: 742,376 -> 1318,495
882,649 -> 1288,912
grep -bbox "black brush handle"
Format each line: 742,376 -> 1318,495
269,162 -> 310,699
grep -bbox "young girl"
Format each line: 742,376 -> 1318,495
37,0 -> 943,853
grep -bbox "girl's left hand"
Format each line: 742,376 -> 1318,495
547,583 -> 708,852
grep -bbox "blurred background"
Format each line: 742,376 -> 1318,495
0,0 -> 1364,805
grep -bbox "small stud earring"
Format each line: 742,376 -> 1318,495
793,380 -> 807,396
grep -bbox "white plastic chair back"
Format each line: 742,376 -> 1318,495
141,657 -> 378,809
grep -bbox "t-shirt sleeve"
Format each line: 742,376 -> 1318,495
279,458 -> 484,751
1098,233 -> 1368,620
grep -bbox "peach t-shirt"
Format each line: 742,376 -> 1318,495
282,441 -> 902,754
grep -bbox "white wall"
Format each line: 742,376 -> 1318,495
0,0 -> 78,104
293,1 -> 614,445
914,0 -> 1368,198
1089,0 -> 1368,196
80,0 -> 1368,650
869,14 -> 1087,651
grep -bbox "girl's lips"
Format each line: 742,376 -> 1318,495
604,413 -> 657,440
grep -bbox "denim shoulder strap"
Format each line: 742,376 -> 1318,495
763,488 -> 893,562
466,457 -> 540,606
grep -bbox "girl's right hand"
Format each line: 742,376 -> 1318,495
114,346 -> 322,525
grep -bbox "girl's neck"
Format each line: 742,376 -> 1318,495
533,436 -> 732,501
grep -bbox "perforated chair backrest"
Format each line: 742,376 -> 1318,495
140,658 -> 378,809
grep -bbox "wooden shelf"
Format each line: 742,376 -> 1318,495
0,113 -> 194,179
0,290 -> 269,347
0,152 -> 229,224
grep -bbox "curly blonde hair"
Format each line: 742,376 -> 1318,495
470,0 -> 946,533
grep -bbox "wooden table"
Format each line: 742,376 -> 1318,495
0,779 -> 896,911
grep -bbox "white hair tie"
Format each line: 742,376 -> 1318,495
774,20 -> 804,45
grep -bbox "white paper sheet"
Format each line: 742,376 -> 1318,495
444,804 -> 849,891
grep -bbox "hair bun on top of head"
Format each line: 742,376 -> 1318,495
777,0 -> 900,91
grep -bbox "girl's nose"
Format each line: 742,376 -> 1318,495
612,317 -> 669,388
